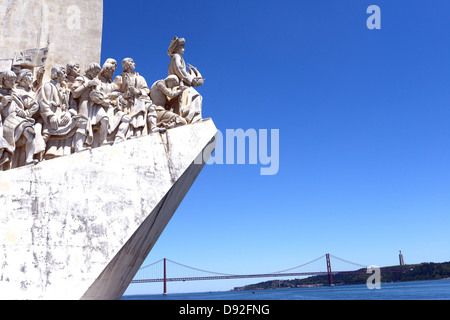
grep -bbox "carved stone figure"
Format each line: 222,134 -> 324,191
36,66 -> 88,159
66,62 -> 82,89
168,37 -> 204,88
0,111 -> 13,170
71,62 -> 109,149
14,69 -> 42,163
0,70 -> 37,168
100,58 -> 118,83
178,85 -> 203,124
167,37 -> 204,124
0,74 -> 14,169
114,58 -> 155,136
97,59 -> 131,144
32,67 -> 46,93
150,75 -> 187,130
0,35 -> 207,169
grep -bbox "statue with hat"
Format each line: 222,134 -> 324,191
167,37 -> 205,124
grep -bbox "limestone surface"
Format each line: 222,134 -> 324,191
0,0 -> 103,82
0,119 -> 217,300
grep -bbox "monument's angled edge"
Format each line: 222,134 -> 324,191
0,0 -> 214,300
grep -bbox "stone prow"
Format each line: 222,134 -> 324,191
0,119 -> 217,300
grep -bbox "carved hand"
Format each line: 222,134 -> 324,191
60,113 -> 71,127
36,67 -> 45,76
28,102 -> 39,116
1,96 -> 12,107
130,87 -> 141,96
16,108 -> 27,118
87,80 -> 98,88
50,101 -> 59,108
49,116 -> 59,130
108,92 -> 121,100
191,78 -> 204,87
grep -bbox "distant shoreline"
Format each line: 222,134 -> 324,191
233,262 -> 450,291
122,278 -> 450,299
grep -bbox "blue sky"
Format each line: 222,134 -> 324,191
100,0 -> 450,295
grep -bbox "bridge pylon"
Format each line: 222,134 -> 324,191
163,258 -> 167,295
326,254 -> 333,286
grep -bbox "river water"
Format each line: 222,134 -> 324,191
122,279 -> 450,300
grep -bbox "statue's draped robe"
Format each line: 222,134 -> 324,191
150,80 -> 187,129
96,77 -> 128,140
71,76 -> 108,147
168,54 -> 203,124
36,81 -> 86,159
1,88 -> 36,168
114,72 -> 150,131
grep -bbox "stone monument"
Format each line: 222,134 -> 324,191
0,0 -> 216,300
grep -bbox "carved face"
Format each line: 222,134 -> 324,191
60,68 -> 67,81
177,46 -> 185,55
3,78 -> 15,89
70,64 -> 81,77
126,59 -> 136,71
22,71 -> 33,85
166,78 -> 179,88
87,66 -> 101,79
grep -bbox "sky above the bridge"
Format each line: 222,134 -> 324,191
100,0 -> 450,295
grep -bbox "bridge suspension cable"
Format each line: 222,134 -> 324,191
166,259 -> 238,277
138,259 -> 165,270
329,254 -> 368,269
271,254 -> 327,274
136,254 -> 351,278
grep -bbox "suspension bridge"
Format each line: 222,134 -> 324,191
130,254 -> 383,294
